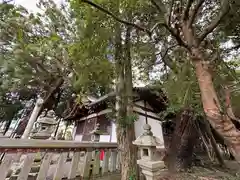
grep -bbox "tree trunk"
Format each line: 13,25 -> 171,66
204,120 -> 225,166
194,59 -> 240,162
123,25 -> 138,179
178,111 -> 198,170
225,86 -> 240,123
117,126 -> 138,179
115,18 -> 138,179
165,112 -> 182,172
165,109 -> 199,172
40,77 -> 64,113
197,118 -> 225,165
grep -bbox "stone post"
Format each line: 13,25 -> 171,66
22,98 -> 44,139
0,121 -> 5,136
90,123 -> 102,162
91,123 -> 101,142
133,124 -> 165,180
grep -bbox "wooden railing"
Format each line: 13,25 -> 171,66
0,138 -> 120,180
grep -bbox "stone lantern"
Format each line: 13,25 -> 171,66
31,110 -> 57,139
133,124 -> 165,180
0,121 -> 5,136
90,123 -> 101,142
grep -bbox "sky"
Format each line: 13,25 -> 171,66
14,0 -> 40,11
13,0 -> 63,12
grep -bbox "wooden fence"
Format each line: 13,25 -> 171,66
0,138 -> 120,180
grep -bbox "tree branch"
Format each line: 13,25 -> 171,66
150,22 -> 166,33
198,0 -> 230,44
155,44 -> 179,73
2,0 -> 14,4
183,0 -> 194,20
81,0 -> 151,35
155,44 -> 178,61
25,57 -> 50,75
164,24 -> 189,49
155,44 -> 175,62
150,21 -> 188,49
189,0 -> 205,26
150,0 -> 166,14
151,22 -> 187,48
168,0 -> 175,26
149,0 -> 189,48
42,78 -> 64,106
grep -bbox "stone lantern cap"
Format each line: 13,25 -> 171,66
37,110 -> 57,125
90,123 -> 102,135
133,124 -> 163,147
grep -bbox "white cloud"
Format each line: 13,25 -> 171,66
14,0 -> 40,12
13,0 -> 64,13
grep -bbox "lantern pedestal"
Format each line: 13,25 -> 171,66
137,160 -> 165,180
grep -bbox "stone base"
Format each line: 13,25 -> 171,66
137,160 -> 165,180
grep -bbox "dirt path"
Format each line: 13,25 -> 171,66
158,161 -> 240,180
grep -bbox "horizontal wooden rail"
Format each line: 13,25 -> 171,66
0,139 -> 121,180
0,138 -> 118,152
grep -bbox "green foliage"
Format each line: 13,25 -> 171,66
1,0 -> 70,93
0,89 -> 25,124
1,0 -> 240,127
153,60 -> 203,119
129,168 -> 137,180
68,0 -> 115,96
0,0 -> 117,126
1,0 -> 114,99
214,58 -> 240,113
107,105 -> 138,127
221,0 -> 240,49
118,113 -> 138,128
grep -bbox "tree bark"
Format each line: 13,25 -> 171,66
40,77 -> 64,114
194,59 -> 240,162
123,25 -> 138,179
197,118 -> 225,166
115,13 -> 138,179
181,7 -> 240,162
225,86 -> 240,123
165,111 -> 182,172
165,109 -> 199,172
178,112 -> 198,170
204,120 -> 225,166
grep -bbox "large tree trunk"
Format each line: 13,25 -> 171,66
178,112 -> 199,170
193,59 -> 240,161
117,126 -> 138,179
15,78 -> 64,138
165,109 -> 199,172
115,16 -> 138,179
225,86 -> 240,123
124,25 -> 138,179
198,118 -> 225,166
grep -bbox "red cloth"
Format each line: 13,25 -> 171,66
100,149 -> 104,160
